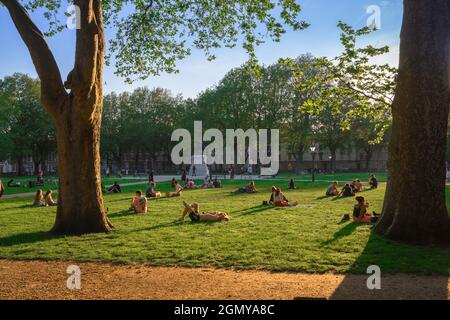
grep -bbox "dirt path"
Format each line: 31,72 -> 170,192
0,260 -> 447,300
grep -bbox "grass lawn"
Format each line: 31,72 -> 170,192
0,178 -> 448,275
276,172 -> 387,182
0,176 -> 146,195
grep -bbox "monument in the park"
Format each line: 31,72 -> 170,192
188,155 -> 210,179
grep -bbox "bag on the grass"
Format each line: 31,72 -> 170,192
341,214 -> 350,222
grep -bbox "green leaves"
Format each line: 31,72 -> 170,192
285,22 -> 398,146
21,0 -> 307,82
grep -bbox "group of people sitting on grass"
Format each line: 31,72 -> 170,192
326,175 -> 378,198
184,176 -> 222,189
33,189 -> 57,207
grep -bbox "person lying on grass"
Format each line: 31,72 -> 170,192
166,181 -> 183,197
353,196 -> 380,223
130,190 -> 148,214
7,179 -> 21,187
326,181 -> 340,196
236,180 -> 257,193
179,201 -> 230,222
33,189 -> 44,206
44,190 -> 57,206
146,181 -> 161,198
269,187 -> 298,207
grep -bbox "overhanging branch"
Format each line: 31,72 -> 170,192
1,0 -> 67,114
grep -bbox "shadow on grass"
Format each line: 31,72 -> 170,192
107,209 -> 136,218
0,231 -> 61,247
330,232 -> 449,300
321,222 -> 359,246
233,205 -> 273,217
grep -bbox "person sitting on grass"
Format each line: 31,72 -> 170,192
44,190 -> 57,206
353,196 -> 379,223
369,175 -> 378,189
326,181 -> 340,196
269,187 -> 298,207
33,189 -> 44,206
236,181 -> 257,193
166,181 -> 183,197
339,183 -> 355,198
171,178 -> 177,188
201,176 -> 211,188
130,190 -> 148,213
0,179 -> 4,198
354,179 -> 363,192
350,180 -> 358,194
185,179 -> 195,189
213,177 -> 222,188
179,201 -> 230,222
288,179 -> 296,190
107,181 -> 121,193
146,181 -> 161,198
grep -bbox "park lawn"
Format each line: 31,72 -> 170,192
0,176 -> 146,195
0,179 -> 448,275
276,172 -> 388,182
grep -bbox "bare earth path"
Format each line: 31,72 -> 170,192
0,260 -> 448,300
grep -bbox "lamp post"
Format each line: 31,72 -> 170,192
310,144 -> 317,182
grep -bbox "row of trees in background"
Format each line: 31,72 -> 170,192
1,52 -> 393,175
0,73 -> 55,175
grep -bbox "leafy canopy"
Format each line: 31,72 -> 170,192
281,22 -> 397,144
20,0 -> 308,82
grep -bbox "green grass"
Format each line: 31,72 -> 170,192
0,179 -> 448,275
0,176 -> 146,195
276,172 -> 387,182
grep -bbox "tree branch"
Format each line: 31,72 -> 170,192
1,0 -> 67,114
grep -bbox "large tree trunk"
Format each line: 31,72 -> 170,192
1,0 -> 112,234
50,97 -> 111,234
50,0 -> 112,235
375,0 -> 450,246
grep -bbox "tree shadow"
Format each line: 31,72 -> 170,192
132,221 -> 182,232
233,205 -> 273,217
321,222 -> 359,246
107,209 -> 136,218
330,232 -> 449,300
0,231 -> 62,247
331,196 -> 353,201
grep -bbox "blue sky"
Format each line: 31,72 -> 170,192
0,0 -> 403,98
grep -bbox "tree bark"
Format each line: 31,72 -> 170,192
51,0 -> 112,235
375,0 -> 450,246
2,0 -> 112,234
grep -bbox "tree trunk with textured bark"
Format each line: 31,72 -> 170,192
2,0 -> 112,234
375,0 -> 450,246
